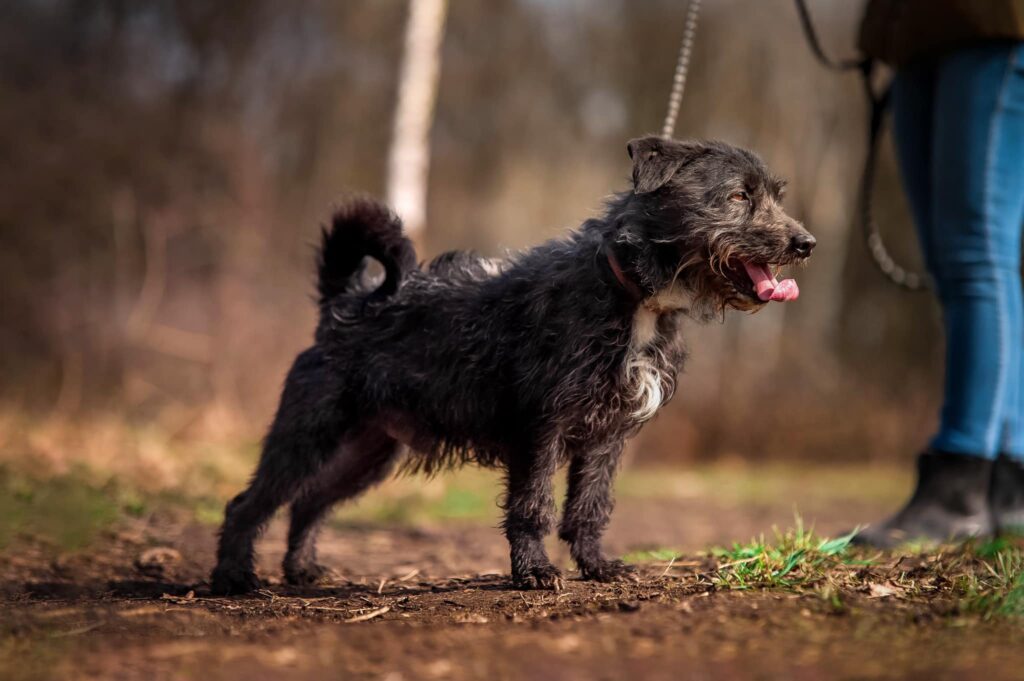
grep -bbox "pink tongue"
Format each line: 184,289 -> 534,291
741,261 -> 800,302
770,278 -> 799,302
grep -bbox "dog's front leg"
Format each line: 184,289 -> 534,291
558,439 -> 638,583
502,446 -> 562,591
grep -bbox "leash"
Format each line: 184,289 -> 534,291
657,0 -> 927,289
616,0 -> 700,302
793,0 -> 863,71
793,0 -> 929,291
661,0 -> 701,139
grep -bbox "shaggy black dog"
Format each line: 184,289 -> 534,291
210,136 -> 816,595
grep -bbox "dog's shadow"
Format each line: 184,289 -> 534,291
274,573 -> 514,599
9,573 -> 516,603
244,573 -> 515,600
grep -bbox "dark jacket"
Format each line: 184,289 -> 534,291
860,0 -> 1024,66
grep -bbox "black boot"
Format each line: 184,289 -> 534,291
852,451 -> 993,548
990,454 -> 1024,535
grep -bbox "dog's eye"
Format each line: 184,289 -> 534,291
729,191 -> 750,203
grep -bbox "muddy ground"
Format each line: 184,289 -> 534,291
3,474 -> 1024,681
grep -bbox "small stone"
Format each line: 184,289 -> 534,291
135,546 -> 182,575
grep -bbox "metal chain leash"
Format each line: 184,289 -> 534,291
661,0 -> 701,139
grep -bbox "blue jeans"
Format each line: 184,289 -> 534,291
892,43 -> 1024,460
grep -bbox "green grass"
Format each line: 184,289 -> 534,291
958,538 -> 1024,619
0,467 -> 122,551
710,522 -> 1024,623
331,468 -> 502,526
711,518 -> 863,590
190,496 -> 228,526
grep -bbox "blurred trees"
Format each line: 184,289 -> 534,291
0,0 -> 943,461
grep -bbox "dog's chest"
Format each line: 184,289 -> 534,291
630,305 -> 661,348
621,303 -> 684,423
556,303 -> 683,446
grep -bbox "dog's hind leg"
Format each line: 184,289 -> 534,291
211,347 -> 347,595
502,440 -> 562,590
558,439 -> 637,583
283,429 -> 400,586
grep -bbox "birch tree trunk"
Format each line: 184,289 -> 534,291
387,0 -> 449,242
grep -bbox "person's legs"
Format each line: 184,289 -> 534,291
1000,273 -> 1023,457
992,267 -> 1024,530
929,43 -> 1024,460
856,44 -> 1024,546
932,43 -> 1024,535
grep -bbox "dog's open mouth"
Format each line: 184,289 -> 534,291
724,259 -> 800,303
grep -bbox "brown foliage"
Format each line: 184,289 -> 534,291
0,0 -> 940,462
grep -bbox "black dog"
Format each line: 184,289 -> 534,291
210,136 -> 816,595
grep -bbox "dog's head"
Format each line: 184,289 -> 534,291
624,136 -> 815,313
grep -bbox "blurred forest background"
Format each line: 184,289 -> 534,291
0,0 -> 943,488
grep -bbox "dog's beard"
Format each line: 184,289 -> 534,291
678,242 -> 803,318
670,266 -> 753,320
688,270 -> 763,318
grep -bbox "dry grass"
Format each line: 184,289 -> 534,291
0,412 -> 912,551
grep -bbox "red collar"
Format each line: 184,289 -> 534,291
606,248 -> 644,301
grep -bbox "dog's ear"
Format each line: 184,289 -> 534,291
627,136 -> 699,194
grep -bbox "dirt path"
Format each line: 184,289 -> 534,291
3,488 -> 1024,680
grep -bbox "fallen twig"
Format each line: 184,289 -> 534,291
344,605 -> 390,623
305,605 -> 355,614
397,568 -> 420,582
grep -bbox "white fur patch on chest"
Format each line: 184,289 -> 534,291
624,299 -> 680,422
624,352 -> 665,421
618,280 -> 692,419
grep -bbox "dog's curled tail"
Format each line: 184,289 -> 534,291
317,197 -> 417,305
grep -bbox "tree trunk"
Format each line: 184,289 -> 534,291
387,0 -> 449,244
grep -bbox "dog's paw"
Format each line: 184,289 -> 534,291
580,559 -> 639,584
283,562 -> 333,587
210,565 -> 261,595
513,564 -> 564,591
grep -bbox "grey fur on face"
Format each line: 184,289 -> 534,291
210,136 -> 815,595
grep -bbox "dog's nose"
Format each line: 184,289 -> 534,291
790,233 -> 816,257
